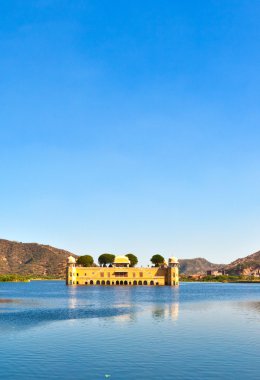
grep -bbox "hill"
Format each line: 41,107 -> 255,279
225,251 -> 260,276
1,238 -> 259,278
0,239 -> 77,277
179,258 -> 223,275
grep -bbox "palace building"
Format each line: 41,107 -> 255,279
66,255 -> 179,286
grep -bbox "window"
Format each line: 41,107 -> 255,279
139,272 -> 143,277
133,273 -> 136,278
100,272 -> 104,277
115,272 -> 128,277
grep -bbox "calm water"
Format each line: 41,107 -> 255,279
0,281 -> 260,380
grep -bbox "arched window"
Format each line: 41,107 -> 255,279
144,281 -> 148,285
96,280 -> 100,285
106,280 -> 110,285
90,280 -> 94,285
124,280 -> 128,285
101,280 -> 105,285
150,281 -> 154,285
120,280 -> 124,285
133,281 -> 137,285
138,281 -> 142,285
116,281 -> 119,285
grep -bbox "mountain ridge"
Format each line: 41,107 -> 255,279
0,238 -> 259,277
0,239 -> 77,277
178,257 -> 224,275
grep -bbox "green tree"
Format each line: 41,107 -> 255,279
126,253 -> 138,267
77,255 -> 94,267
150,254 -> 165,267
98,253 -> 115,266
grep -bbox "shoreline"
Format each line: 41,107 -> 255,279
0,275 -> 64,283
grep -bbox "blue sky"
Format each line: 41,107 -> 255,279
0,0 -> 259,264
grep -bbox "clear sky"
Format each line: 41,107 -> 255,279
0,0 -> 259,264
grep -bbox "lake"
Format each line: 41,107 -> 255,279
0,281 -> 260,380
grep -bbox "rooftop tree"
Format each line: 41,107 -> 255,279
150,254 -> 165,267
126,253 -> 138,267
98,253 -> 115,267
77,255 -> 94,267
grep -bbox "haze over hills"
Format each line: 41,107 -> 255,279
0,238 -> 259,277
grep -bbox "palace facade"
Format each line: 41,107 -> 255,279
66,255 -> 179,286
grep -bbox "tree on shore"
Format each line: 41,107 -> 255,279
77,255 -> 94,267
150,254 -> 165,267
126,253 -> 138,267
98,253 -> 115,267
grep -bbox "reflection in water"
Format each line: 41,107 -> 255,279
68,295 -> 77,310
0,306 -> 134,331
111,313 -> 137,323
0,298 -> 179,330
247,301 -> 260,313
0,298 -> 24,314
235,301 -> 260,320
152,307 -> 165,320
0,299 -> 19,303
167,303 -> 179,321
0,282 -> 260,380
152,303 -> 179,321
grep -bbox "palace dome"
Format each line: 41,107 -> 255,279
113,255 -> 130,265
67,256 -> 76,264
168,257 -> 179,264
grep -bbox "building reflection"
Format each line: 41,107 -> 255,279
67,285 -> 180,324
111,312 -> 137,323
167,303 -> 179,321
152,303 -> 179,321
68,287 -> 78,309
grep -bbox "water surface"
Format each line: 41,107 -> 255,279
0,281 -> 259,379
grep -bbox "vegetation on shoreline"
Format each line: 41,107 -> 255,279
180,274 -> 260,283
0,274 -> 62,282
1,273 -> 260,283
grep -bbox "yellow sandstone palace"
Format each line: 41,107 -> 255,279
66,255 -> 179,286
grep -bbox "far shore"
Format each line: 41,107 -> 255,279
0,274 -> 64,283
1,274 -> 260,284
180,274 -> 260,283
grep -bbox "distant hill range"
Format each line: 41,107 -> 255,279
179,258 -> 223,275
224,251 -> 260,276
0,239 -> 77,277
179,252 -> 260,276
0,238 -> 259,277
